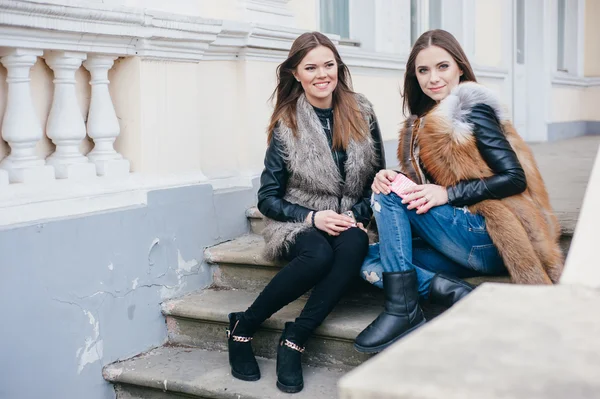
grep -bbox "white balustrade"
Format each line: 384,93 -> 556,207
0,48 -> 55,184
44,50 -> 96,180
83,55 -> 130,177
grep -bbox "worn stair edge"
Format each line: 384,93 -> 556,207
204,234 -> 282,267
161,288 -> 377,368
103,346 -> 344,399
206,234 -> 513,288
245,206 -> 577,236
162,288 -> 380,342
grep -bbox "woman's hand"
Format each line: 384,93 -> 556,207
372,169 -> 398,195
356,222 -> 368,234
308,210 -> 356,236
400,184 -> 448,214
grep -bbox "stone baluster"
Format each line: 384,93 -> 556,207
0,48 -> 54,184
44,51 -> 96,179
83,55 -> 130,177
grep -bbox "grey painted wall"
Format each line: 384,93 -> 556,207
0,181 -> 258,399
548,121 -> 600,141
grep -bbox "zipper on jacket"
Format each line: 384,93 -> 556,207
410,119 -> 423,184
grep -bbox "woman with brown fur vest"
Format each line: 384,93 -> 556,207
354,29 -> 563,354
226,32 -> 384,393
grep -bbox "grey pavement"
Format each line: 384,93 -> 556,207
531,135 -> 600,233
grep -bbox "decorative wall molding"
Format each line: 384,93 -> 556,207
0,0 -> 410,73
0,0 -> 222,61
552,74 -> 600,87
473,65 -> 510,80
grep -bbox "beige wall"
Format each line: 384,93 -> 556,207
289,0 -> 318,31
551,86 -> 600,122
584,0 -> 600,76
351,72 -> 405,142
474,0 -> 505,68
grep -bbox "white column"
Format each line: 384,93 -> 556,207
44,50 -> 96,179
0,48 -> 54,184
83,55 -> 130,177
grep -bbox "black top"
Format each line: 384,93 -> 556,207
257,107 -> 385,226
446,103 -> 527,206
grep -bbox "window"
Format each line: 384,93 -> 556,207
410,0 -> 443,44
556,0 -> 581,74
428,0 -> 442,30
557,0 -> 567,71
320,0 -> 350,39
516,0 -> 525,64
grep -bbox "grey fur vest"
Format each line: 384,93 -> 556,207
262,93 -> 378,260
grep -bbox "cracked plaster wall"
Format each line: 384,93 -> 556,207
0,181 -> 258,399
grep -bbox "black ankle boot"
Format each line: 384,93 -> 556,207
354,270 -> 426,353
276,322 -> 308,393
227,312 -> 260,381
429,274 -> 474,308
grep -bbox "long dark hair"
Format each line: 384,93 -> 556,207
403,29 -> 477,117
267,31 -> 368,149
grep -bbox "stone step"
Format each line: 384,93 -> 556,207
161,288 -> 379,369
246,207 -> 266,236
206,234 -> 512,292
245,207 -> 574,254
103,346 -> 343,399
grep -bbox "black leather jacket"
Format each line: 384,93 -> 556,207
446,104 -> 527,206
258,108 -> 385,226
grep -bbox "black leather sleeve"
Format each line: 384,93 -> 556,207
257,133 -> 314,223
447,104 -> 527,207
351,115 -> 386,225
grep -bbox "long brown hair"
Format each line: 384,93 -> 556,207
267,31 -> 368,149
403,29 -> 477,117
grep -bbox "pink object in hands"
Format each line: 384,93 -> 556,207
390,173 -> 417,196
390,173 -> 423,210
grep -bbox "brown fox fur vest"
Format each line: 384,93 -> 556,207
397,82 -> 564,284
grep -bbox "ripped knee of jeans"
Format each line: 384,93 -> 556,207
362,270 -> 381,284
371,193 -> 382,213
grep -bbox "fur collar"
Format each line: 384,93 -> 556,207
430,82 -> 509,144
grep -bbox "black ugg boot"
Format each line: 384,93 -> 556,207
428,274 -> 474,308
354,270 -> 426,353
276,322 -> 309,393
227,312 -> 260,381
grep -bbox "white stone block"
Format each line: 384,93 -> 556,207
7,165 -> 55,184
53,162 -> 97,180
0,170 -> 8,186
95,159 -> 131,177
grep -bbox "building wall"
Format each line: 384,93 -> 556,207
474,0 -> 505,68
0,181 -> 258,399
584,0 -> 600,77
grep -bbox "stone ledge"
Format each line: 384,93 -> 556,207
338,283 -> 600,399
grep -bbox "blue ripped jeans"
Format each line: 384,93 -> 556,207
361,192 -> 507,299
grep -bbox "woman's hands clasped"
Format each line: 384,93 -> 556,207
400,184 -> 448,214
371,169 -> 448,214
306,210 -> 367,236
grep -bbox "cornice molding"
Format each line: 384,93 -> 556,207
552,73 -> 600,88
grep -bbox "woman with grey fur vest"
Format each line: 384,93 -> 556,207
226,32 -> 384,394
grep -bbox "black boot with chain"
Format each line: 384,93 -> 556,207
276,322 -> 310,393
227,312 -> 260,381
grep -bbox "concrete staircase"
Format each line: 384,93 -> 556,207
103,206 -> 575,398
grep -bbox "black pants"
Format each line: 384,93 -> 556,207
244,227 -> 369,337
